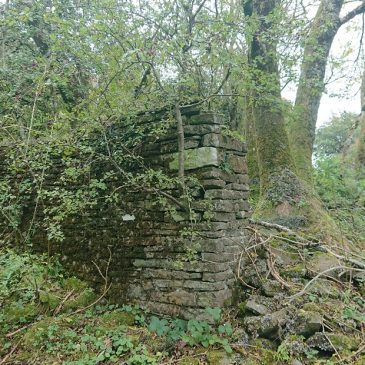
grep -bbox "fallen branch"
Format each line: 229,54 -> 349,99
6,324 -> 32,338
266,252 -> 292,290
287,265 -> 365,303
53,289 -> 75,316
0,339 -> 21,364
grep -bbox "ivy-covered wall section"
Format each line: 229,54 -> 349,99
0,110 -> 250,319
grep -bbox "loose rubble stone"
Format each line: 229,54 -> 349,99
245,299 -> 269,315
307,332 -> 360,353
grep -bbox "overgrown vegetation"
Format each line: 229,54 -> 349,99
1,247 -> 365,364
314,112 -> 365,245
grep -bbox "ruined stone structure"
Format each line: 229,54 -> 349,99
0,110 -> 250,319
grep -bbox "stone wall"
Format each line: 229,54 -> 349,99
0,110 -> 250,319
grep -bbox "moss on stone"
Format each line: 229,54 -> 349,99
179,356 -> 201,365
206,349 -> 232,365
63,277 -> 88,291
101,310 -> 135,327
63,288 -> 95,311
327,333 -> 360,353
281,263 -> 306,278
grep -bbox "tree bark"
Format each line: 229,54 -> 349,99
288,0 -> 343,182
246,0 -> 294,195
243,0 -> 340,241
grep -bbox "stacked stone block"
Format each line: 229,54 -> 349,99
0,110 -> 250,318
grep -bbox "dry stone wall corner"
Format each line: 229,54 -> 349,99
0,110 -> 250,319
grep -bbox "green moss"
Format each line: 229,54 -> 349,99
302,303 -> 321,313
63,277 -> 88,291
63,288 -> 95,311
4,302 -> 38,322
179,356 -> 201,365
101,310 -> 135,327
206,349 -> 232,365
39,291 -> 61,309
23,317 -> 69,347
327,333 -> 360,353
281,263 -> 306,278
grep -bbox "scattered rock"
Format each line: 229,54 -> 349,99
307,332 -> 360,353
245,309 -> 287,339
245,298 -> 269,315
288,310 -> 323,338
261,280 -> 283,297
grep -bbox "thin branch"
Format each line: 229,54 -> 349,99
175,102 -> 185,179
287,265 -> 365,302
340,1 -> 365,26
180,67 -> 232,109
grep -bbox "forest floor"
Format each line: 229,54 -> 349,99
0,241 -> 364,365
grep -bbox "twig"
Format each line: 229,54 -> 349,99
67,283 -> 112,316
266,252 -> 292,290
334,342 -> 365,364
237,250 -> 256,290
287,266 -> 365,303
6,324 -> 32,338
323,330 -> 343,363
53,289 -> 75,316
0,339 -> 21,364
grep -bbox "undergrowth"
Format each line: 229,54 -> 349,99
0,249 -> 235,365
1,248 -> 365,364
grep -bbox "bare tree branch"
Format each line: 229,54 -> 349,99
340,1 -> 365,26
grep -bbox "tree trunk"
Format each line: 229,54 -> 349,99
244,0 -> 339,240
246,0 -> 300,216
247,0 -> 294,185
288,0 -> 343,182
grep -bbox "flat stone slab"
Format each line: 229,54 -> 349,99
169,147 -> 220,171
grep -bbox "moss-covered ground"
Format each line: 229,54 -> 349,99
1,248 -> 364,365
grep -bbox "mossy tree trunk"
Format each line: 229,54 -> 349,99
245,0 -> 299,218
244,0 -> 339,238
288,0 -> 365,182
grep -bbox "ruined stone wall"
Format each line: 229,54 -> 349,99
0,111 -> 250,319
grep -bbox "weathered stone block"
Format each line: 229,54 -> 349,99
151,290 -> 197,306
202,270 -> 233,282
211,200 -> 236,212
197,289 -> 232,307
227,155 -> 247,174
184,124 -> 221,136
202,133 -> 243,152
226,183 -> 249,191
201,179 -> 226,189
205,189 -> 244,200
188,113 -> 225,125
203,211 -> 236,222
169,147 -> 220,171
202,252 -> 237,263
